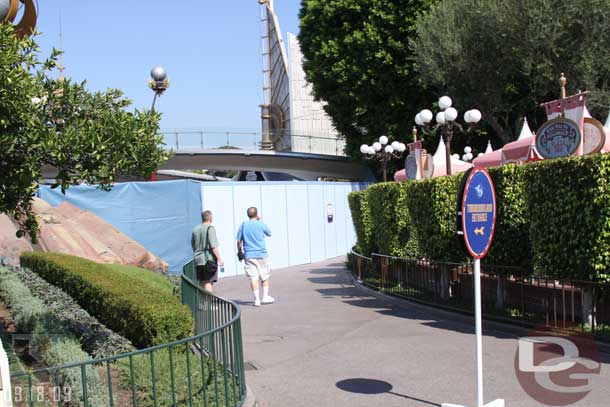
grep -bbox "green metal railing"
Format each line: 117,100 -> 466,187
9,260 -> 246,407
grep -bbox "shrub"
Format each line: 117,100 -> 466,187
367,182 -> 420,257
20,253 -> 194,348
348,191 -> 374,255
118,344 -> 238,407
523,154 -> 610,280
0,267 -> 107,406
10,265 -> 134,358
405,175 -> 465,261
486,164 -> 531,271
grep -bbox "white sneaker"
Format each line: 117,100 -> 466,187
254,299 -> 261,307
261,296 -> 275,304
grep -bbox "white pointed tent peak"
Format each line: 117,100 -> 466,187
584,106 -> 592,119
433,136 -> 447,164
605,107 -> 610,129
484,140 -> 493,154
518,117 -> 532,141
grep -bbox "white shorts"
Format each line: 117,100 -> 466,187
244,257 -> 271,281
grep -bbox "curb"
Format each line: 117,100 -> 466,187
242,384 -> 258,407
348,271 -> 610,355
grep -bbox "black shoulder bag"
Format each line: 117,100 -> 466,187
204,226 -> 218,274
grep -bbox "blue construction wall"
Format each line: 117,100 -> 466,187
39,180 -> 366,275
200,182 -> 367,277
39,180 -> 202,273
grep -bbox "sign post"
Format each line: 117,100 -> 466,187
444,167 -> 503,407
0,338 -> 12,407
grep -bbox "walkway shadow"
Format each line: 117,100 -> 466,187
310,268 -> 523,341
336,378 -> 441,406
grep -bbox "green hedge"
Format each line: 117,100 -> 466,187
486,164 -> 531,271
524,154 -> 610,280
20,253 -> 194,348
348,190 -> 374,255
349,153 -> 610,282
367,182 -> 420,257
405,174 -> 464,262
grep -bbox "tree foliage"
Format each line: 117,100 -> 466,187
0,26 -> 168,241
298,0 -> 437,160
412,0 -> 610,144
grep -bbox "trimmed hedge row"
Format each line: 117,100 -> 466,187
347,191 -> 373,255
20,252 -> 194,348
349,154 -> 610,281
10,264 -> 134,358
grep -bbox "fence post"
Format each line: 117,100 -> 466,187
0,338 -> 12,407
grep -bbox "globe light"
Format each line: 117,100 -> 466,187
415,113 -> 423,126
452,153 -> 460,160
478,153 -> 484,158
379,135 -> 389,145
462,154 -> 469,161
391,141 -> 400,150
469,109 -> 482,123
444,107 -> 458,122
150,66 -> 168,82
420,109 -> 433,124
373,142 -> 382,152
464,110 -> 472,123
368,147 -> 376,155
384,145 -> 394,153
466,152 -> 474,161
360,144 -> 369,154
436,111 -> 446,124
464,146 -> 472,154
439,96 -> 452,110
398,143 -> 406,152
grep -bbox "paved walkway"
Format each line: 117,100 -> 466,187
215,258 -> 610,407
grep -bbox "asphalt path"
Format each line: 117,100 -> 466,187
215,258 -> 610,407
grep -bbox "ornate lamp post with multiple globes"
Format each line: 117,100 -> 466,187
148,66 -> 170,112
415,96 -> 482,175
360,136 -> 406,182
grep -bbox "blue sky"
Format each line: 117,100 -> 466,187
34,0 -> 301,131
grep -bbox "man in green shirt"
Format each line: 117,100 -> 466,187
191,210 -> 224,292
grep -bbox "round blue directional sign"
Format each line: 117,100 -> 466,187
460,167 -> 497,259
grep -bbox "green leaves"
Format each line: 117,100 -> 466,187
0,26 -> 169,241
299,0 -> 437,164
412,0 -> 610,144
350,154 -> 610,282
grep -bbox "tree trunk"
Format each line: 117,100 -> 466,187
582,286 -> 597,328
495,276 -> 508,310
440,264 -> 451,301
485,112 -> 511,144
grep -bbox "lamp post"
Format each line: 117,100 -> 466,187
415,96 -> 481,175
360,136 -> 407,182
149,66 -> 170,112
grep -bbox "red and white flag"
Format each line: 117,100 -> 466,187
542,92 -> 588,129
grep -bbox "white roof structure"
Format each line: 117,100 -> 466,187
484,140 -> 493,154
431,137 -> 473,176
287,33 -> 344,155
259,1 -> 344,156
518,117 -> 533,140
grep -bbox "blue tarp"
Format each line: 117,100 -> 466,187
39,180 -> 202,273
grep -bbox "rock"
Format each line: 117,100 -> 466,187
0,198 -> 168,274
0,214 -> 33,266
